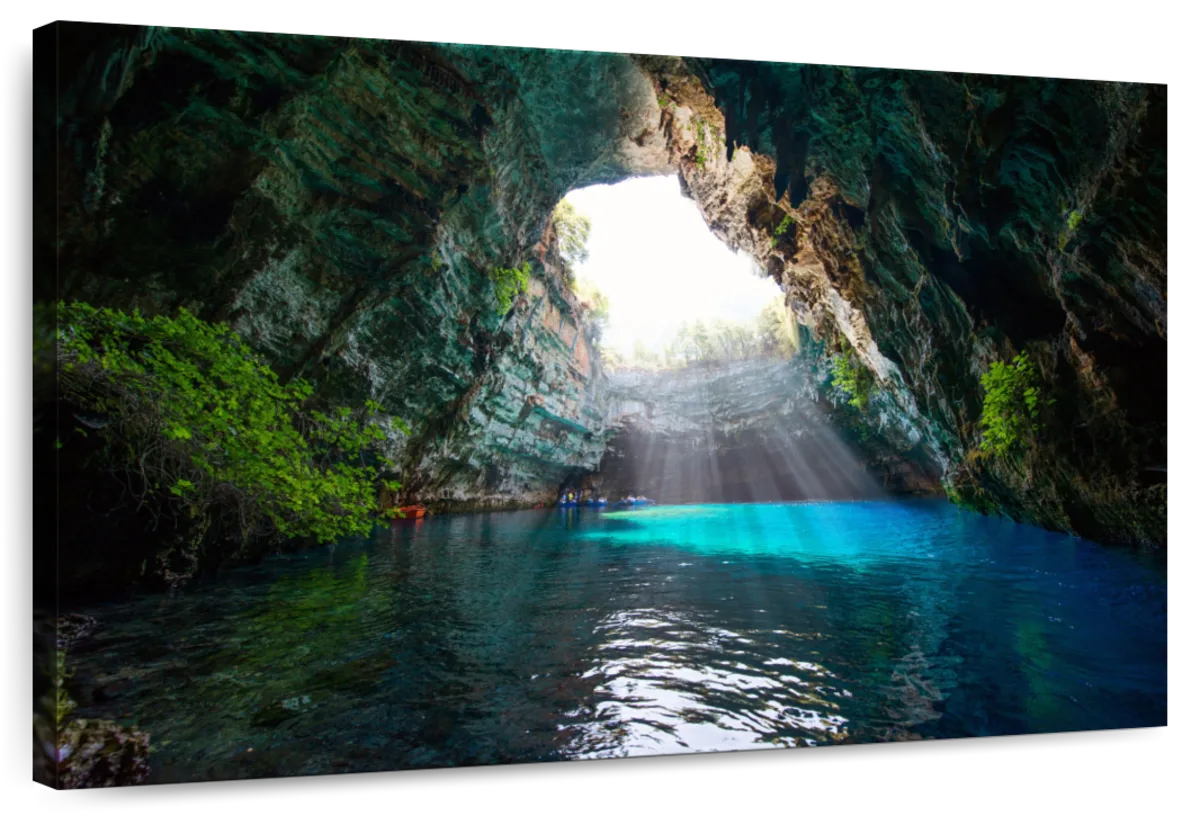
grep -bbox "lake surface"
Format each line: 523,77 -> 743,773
68,500 -> 1167,783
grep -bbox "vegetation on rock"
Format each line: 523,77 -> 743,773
830,352 -> 873,411
770,215 -> 794,248
691,117 -> 720,168
491,262 -> 532,315
551,200 -> 591,278
1058,208 -> 1086,250
56,303 -> 405,559
978,351 -> 1049,457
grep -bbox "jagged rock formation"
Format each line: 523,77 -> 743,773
37,23 -> 1166,545
38,24 -> 666,510
685,60 -> 1166,545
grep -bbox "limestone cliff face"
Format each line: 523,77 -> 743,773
42,24 -> 664,508
675,61 -> 1167,545
40,24 -> 1166,543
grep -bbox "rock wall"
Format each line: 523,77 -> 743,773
39,23 -> 1166,544
40,24 -> 667,508
678,60 -> 1167,545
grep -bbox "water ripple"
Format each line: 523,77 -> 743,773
66,500 -> 1166,782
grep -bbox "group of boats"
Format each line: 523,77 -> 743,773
556,493 -> 655,508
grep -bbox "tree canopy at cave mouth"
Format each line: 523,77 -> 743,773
562,175 -> 789,368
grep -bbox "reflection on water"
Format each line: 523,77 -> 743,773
68,500 -> 1167,782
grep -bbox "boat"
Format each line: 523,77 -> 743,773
391,504 -> 426,520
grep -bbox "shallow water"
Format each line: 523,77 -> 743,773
69,500 -> 1167,782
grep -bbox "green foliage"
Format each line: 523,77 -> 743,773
57,302 -> 408,546
491,262 -> 531,315
755,294 -> 800,357
1058,209 -> 1085,250
979,351 -> 1050,457
770,215 -> 795,248
830,353 -> 873,411
691,118 -> 720,168
619,296 -> 797,370
551,200 -> 591,276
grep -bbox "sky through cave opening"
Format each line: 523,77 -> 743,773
561,175 -> 786,365
558,177 -> 880,505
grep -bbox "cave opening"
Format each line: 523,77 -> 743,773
556,175 -> 880,506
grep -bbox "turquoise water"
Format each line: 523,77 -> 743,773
69,500 -> 1166,782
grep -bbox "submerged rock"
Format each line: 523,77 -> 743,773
55,613 -> 97,649
55,717 -> 151,788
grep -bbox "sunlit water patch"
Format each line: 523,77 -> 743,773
67,500 -> 1166,782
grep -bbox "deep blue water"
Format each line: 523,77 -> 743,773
69,500 -> 1167,782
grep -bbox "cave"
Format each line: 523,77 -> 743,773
36,24 -> 1166,549
39,25 -> 1171,547
32,20 -> 1169,788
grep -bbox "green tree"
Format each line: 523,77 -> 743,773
551,200 -> 592,276
56,303 -> 406,549
756,295 -> 799,358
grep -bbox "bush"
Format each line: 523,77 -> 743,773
56,303 -> 406,548
830,352 -> 873,411
551,201 -> 591,274
491,262 -> 531,314
979,351 -> 1049,457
